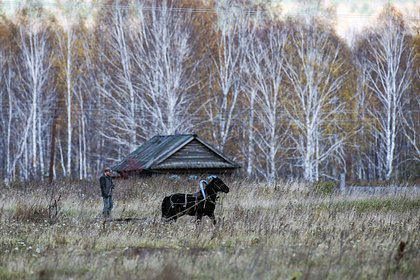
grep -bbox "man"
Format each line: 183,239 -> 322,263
100,167 -> 115,218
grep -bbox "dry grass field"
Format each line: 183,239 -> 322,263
0,177 -> 419,280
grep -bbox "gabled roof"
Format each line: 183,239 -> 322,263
111,134 -> 240,173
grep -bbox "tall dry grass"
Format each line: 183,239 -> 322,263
0,177 -> 419,279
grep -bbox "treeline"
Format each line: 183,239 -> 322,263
0,0 -> 418,183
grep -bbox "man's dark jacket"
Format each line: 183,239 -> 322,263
100,175 -> 114,198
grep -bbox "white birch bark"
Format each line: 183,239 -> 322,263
402,96 -> 420,162
0,50 -> 15,182
79,29 -> 104,177
353,57 -> 370,180
57,27 -> 75,177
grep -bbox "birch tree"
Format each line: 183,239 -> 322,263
0,43 -> 18,182
78,28 -> 106,177
284,20 -> 348,182
133,1 -> 200,137
206,6 -> 245,152
0,40 -> 37,181
239,15 -> 257,177
97,3 -> 142,155
356,7 -> 414,180
15,22 -> 53,179
242,23 -> 289,182
56,18 -> 80,177
61,23 -> 92,179
402,96 -> 420,163
403,34 -> 420,163
352,55 -> 374,180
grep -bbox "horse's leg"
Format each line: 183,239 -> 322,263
195,212 -> 203,223
172,206 -> 185,222
209,212 -> 217,225
163,205 -> 179,223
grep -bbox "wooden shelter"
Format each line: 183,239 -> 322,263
111,134 -> 240,177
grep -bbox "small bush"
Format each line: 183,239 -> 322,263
13,201 -> 49,223
313,181 -> 338,196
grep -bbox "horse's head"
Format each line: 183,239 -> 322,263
207,177 -> 229,194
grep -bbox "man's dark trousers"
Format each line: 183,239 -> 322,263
103,196 -> 113,217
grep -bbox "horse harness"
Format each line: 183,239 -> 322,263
169,192 -> 215,210
168,181 -> 223,210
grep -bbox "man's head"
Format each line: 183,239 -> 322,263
104,168 -> 112,176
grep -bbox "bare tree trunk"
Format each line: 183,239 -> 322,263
49,109 -> 58,183
66,29 -> 73,178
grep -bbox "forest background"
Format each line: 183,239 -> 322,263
0,0 -> 419,183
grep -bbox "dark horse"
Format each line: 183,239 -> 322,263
161,177 -> 229,224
